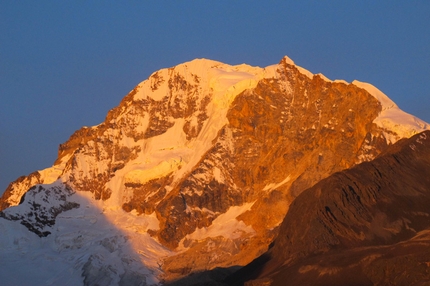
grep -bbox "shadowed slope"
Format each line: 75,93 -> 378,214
0,182 -> 170,285
230,130 -> 430,285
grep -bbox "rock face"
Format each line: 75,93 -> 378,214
0,56 -> 428,284
0,183 -> 80,237
232,130 -> 430,286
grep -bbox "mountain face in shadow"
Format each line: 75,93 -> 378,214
0,183 -> 168,285
231,130 -> 430,285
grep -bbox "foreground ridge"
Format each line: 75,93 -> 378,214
232,130 -> 430,286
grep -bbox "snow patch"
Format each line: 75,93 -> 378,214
124,158 -> 183,185
263,175 -> 291,192
334,79 -> 349,85
352,80 -> 397,110
213,167 -> 225,184
181,202 -> 256,244
296,66 -> 314,79
317,73 -> 331,82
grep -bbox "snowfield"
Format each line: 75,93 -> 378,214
0,189 -> 172,286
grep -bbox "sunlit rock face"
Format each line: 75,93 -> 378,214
1,56 -> 428,284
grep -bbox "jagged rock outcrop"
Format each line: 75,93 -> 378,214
0,56 -> 428,284
232,130 -> 430,285
0,183 -> 79,237
0,172 -> 43,210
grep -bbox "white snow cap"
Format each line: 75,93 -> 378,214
353,80 -> 429,143
282,55 -> 296,65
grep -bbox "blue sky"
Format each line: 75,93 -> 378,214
1,1 -> 429,193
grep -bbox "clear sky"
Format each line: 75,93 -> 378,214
1,1 -> 429,193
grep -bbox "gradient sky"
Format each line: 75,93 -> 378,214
1,1 -> 429,193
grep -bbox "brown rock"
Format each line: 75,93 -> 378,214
231,131 -> 430,285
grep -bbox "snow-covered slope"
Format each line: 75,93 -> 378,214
1,56 -> 429,285
0,183 -> 171,285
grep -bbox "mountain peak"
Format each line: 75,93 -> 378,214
280,55 -> 295,65
1,55 -> 429,284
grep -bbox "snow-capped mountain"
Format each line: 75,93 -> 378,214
1,56 -> 428,285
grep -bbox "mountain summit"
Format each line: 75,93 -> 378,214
1,56 -> 428,285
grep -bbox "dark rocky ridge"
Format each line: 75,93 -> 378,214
229,130 -> 430,285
